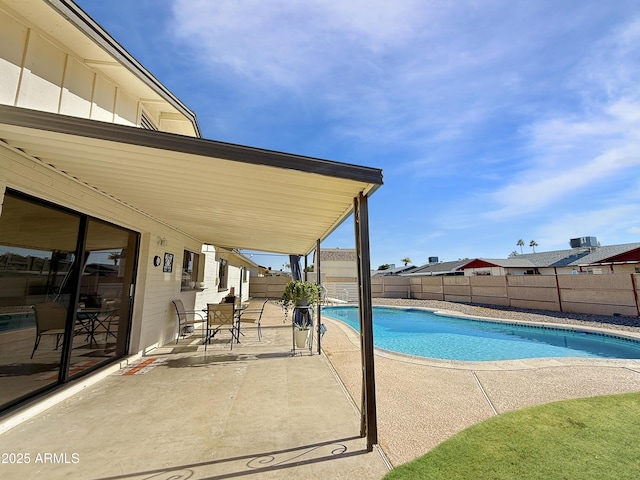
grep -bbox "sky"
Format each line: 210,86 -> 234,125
75,0 -> 640,270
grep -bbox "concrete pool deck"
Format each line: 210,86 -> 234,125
2,298 -> 640,477
321,299 -> 640,466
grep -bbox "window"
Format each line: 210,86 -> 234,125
181,250 -> 199,289
218,258 -> 228,291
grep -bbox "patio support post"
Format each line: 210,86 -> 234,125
354,192 -> 378,451
316,239 -> 322,354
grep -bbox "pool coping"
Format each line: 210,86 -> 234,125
322,304 -> 640,371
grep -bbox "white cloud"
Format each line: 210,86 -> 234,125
168,0 -> 640,256
170,0 -> 425,89
481,15 -> 640,222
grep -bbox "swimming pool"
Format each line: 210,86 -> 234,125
0,311 -> 35,332
322,306 -> 640,361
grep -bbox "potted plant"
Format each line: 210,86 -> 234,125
293,318 -> 311,348
281,280 -> 321,311
281,280 -> 321,348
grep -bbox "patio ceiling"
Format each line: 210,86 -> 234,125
0,105 -> 383,256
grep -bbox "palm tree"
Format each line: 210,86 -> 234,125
108,252 -> 121,265
401,257 -> 412,266
509,251 -> 518,258
529,240 -> 538,253
517,239 -> 525,254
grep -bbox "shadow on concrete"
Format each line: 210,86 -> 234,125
93,436 -> 366,480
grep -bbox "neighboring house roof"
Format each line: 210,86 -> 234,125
461,258 -> 537,269
403,260 -> 469,276
372,265 -> 416,276
320,249 -> 357,262
570,243 -> 640,266
460,243 -> 640,270
507,249 -> 591,267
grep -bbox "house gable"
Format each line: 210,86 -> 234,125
0,0 -> 199,136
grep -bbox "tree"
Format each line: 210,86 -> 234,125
401,257 -> 412,266
529,240 -> 538,253
509,251 -> 518,258
517,239 -> 525,254
108,252 -> 121,265
377,264 -> 391,270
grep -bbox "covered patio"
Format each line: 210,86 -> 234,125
0,104 -> 383,453
0,300 -> 390,479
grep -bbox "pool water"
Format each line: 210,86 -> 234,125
0,312 -> 35,332
322,306 -> 640,361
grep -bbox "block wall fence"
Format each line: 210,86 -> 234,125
251,274 -> 640,317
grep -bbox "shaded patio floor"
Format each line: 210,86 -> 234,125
0,301 -> 389,480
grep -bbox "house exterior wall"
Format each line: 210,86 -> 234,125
0,143 -> 211,353
464,266 -> 506,276
0,6 -> 142,127
322,260 -> 357,280
0,3 -> 198,135
0,1 -> 216,357
194,250 -> 249,311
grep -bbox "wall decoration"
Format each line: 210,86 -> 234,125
153,255 -> 162,267
163,252 -> 174,273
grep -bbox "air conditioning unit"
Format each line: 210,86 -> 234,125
428,256 -> 439,263
570,236 -> 598,248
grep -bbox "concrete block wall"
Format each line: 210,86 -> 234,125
249,276 -> 290,299
558,274 -> 638,316
253,273 -> 640,317
507,275 -> 561,312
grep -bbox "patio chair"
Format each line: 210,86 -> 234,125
171,299 -> 205,344
31,302 -> 67,358
206,303 -> 237,350
237,299 -> 268,341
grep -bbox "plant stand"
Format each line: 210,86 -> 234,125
291,305 -> 314,355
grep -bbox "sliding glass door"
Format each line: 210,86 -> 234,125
0,191 -> 138,411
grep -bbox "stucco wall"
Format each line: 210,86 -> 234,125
364,274 -> 640,316
249,275 -> 290,299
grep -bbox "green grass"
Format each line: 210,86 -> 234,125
384,392 -> 640,480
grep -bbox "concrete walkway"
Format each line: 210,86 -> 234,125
321,306 -> 640,467
0,301 -> 389,480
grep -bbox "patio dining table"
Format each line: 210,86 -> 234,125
76,308 -> 118,348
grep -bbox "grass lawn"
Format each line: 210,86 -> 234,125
384,392 -> 640,480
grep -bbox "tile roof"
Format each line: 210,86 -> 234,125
371,265 -> 417,276
403,259 -> 469,275
465,243 -> 640,269
320,248 -> 357,262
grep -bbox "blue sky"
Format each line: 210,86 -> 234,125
76,0 -> 640,270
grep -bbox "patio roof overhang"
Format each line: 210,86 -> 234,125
0,105 -> 383,256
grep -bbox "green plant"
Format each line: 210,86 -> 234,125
281,280 -> 321,325
293,319 -> 311,331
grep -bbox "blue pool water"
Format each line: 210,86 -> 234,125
322,306 -> 640,361
0,312 -> 35,332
